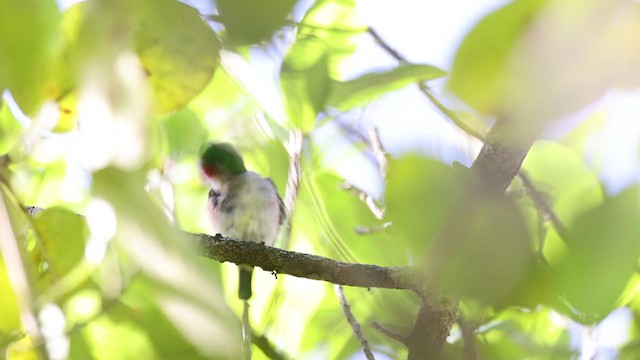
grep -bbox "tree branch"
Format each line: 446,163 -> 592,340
517,170 -> 569,240
471,120 -> 534,194
367,27 -> 486,141
370,321 -> 409,345
195,233 -> 425,293
406,297 -> 458,360
252,331 -> 287,360
335,285 -> 375,360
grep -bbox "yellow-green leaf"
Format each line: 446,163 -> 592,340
449,0 -> 546,116
33,207 -> 88,277
327,64 -> 447,111
132,0 -> 221,114
217,0 -> 297,45
553,186 -> 640,323
0,257 -> 20,333
0,101 -> 23,155
281,0 -> 364,132
0,0 -> 60,115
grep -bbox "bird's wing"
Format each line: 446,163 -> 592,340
266,178 -> 287,226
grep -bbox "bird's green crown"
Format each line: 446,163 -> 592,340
199,142 -> 247,178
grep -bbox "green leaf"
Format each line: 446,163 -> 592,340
33,208 -> 88,278
281,0 -> 364,132
0,0 -> 60,115
386,155 -> 534,305
553,186 -> 640,323
53,0 -> 220,123
132,0 -> 221,114
327,64 -> 447,111
434,192 -> 534,305
522,141 -> 604,265
281,45 -> 330,132
216,0 -> 297,45
159,108 -> 208,157
449,0 -> 545,116
0,257 -> 20,334
386,155 -> 469,257
81,278 -> 228,360
522,141 -> 604,227
92,168 -> 241,357
450,0 -> 640,122
304,171 -> 401,265
81,310 -> 157,360
472,307 -> 572,359
0,101 -> 23,155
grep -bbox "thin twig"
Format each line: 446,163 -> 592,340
367,27 -> 486,141
370,321 -> 409,345
458,316 -> 478,360
341,183 -> 385,220
366,27 -> 405,63
252,331 -> 287,360
354,222 -> 391,235
368,127 -> 389,178
335,285 -> 375,360
281,130 -> 303,249
517,171 -> 569,240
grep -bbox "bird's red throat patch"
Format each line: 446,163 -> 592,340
200,162 -> 220,179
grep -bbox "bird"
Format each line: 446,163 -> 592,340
199,142 -> 286,300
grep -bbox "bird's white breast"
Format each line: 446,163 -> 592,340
209,171 -> 281,246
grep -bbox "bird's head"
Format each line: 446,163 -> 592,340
199,142 -> 247,181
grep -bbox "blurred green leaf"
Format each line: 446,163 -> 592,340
386,155 -> 469,256
433,192 -> 534,306
132,0 -> 221,114
387,155 -> 534,305
79,278 -> 231,360
216,0 -> 297,45
523,141 -> 604,228
68,330 -> 96,360
472,308 -> 573,359
553,186 -> 640,323
0,0 -> 60,115
327,64 -> 447,111
449,0 -> 545,116
7,336 -> 40,360
0,257 -> 20,334
281,0 -> 364,132
81,309 -> 157,360
304,171 -> 403,265
522,141 -> 604,267
160,108 -> 208,156
299,285 -> 361,358
0,101 -> 23,155
92,167 -> 241,358
33,207 -> 88,277
281,45 -> 330,132
451,0 -> 640,122
52,0 -> 220,124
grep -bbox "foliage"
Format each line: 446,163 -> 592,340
0,0 -> 639,359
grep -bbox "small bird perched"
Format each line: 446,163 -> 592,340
199,142 -> 285,300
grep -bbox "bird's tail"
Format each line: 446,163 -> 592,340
239,266 -> 253,300
239,266 -> 253,359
